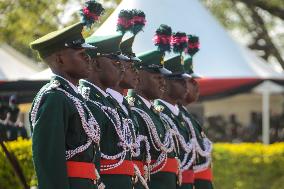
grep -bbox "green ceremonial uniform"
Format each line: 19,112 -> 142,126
179,106 -> 213,189
119,23 -> 149,189
120,35 -> 141,63
79,80 -> 134,189
30,76 -> 99,189
82,34 -> 133,189
28,1 -> 108,187
127,91 -> 178,189
154,100 -> 193,189
105,91 -> 142,187
122,97 -> 145,189
29,21 -> 99,189
156,55 -> 194,189
183,56 -> 214,189
85,33 -> 130,62
125,49 -> 177,189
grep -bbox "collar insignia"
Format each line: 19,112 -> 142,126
50,80 -> 60,89
127,96 -> 135,107
81,87 -> 90,100
155,105 -> 164,113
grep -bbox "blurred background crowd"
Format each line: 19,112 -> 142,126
2,92 -> 284,144
204,111 -> 284,143
0,95 -> 28,141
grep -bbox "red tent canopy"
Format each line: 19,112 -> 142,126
196,78 -> 284,101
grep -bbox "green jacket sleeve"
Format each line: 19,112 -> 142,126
31,92 -> 69,189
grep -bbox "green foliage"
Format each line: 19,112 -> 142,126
200,0 -> 237,29
1,139 -> 284,189
0,139 -> 34,189
213,143 -> 284,189
0,0 -> 69,60
201,0 -> 284,31
0,0 -> 121,61
201,0 -> 284,68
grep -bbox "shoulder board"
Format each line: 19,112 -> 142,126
201,131 -> 207,138
126,96 -> 135,107
80,86 -> 91,100
49,80 -> 61,90
154,104 -> 164,113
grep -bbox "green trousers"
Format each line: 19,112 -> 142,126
69,178 -> 97,189
177,183 -> 194,189
148,172 -> 177,189
195,179 -> 214,189
134,181 -> 145,189
101,174 -> 133,189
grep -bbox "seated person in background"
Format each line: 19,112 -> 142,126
5,95 -> 20,125
0,97 -> 9,121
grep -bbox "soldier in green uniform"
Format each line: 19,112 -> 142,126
105,50 -> 147,189
154,54 -> 195,189
127,24 -> 182,189
92,9 -> 149,189
29,23 -> 102,189
127,47 -> 183,189
117,17 -> 151,189
180,56 -> 214,189
29,2 -> 104,188
80,33 -> 139,189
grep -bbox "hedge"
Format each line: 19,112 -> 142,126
0,139 -> 34,189
1,139 -> 284,189
213,143 -> 284,189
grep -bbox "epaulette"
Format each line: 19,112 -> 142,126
49,80 -> 61,90
201,131 -> 207,138
126,96 -> 135,107
80,86 -> 91,100
154,104 -> 164,113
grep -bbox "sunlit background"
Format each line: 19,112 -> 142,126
0,0 -> 284,188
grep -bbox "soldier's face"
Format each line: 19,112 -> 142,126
166,79 -> 187,100
138,70 -> 164,100
184,78 -> 199,104
59,48 -> 91,79
119,61 -> 139,89
96,57 -> 124,88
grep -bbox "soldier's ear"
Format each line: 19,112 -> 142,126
55,52 -> 64,66
92,57 -> 103,72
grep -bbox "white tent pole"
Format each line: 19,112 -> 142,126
262,91 -> 270,144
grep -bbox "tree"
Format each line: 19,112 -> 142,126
0,0 -> 121,61
0,0 -> 70,60
236,0 -> 284,20
201,0 -> 284,69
